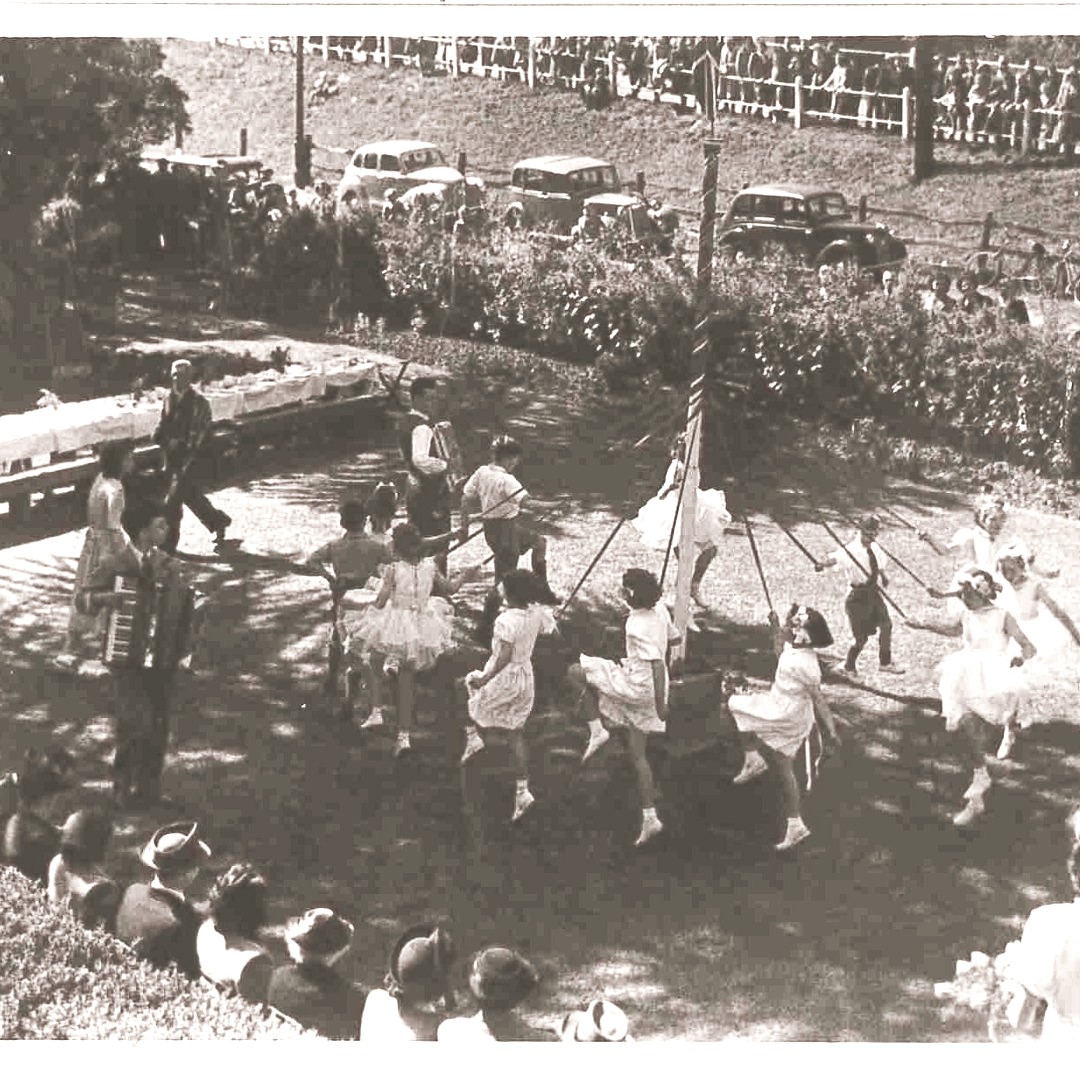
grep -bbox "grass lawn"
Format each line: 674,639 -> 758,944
160,37 -> 1080,258
5,311 -> 1080,1040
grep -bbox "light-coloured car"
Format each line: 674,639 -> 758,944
505,155 -> 622,234
336,139 -> 469,212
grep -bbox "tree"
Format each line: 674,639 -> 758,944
0,38 -> 188,405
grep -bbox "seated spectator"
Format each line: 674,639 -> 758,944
115,821 -> 211,979
1000,280 -> 1031,325
926,270 -> 957,313
437,946 -> 544,1041
47,809 -> 119,932
267,907 -> 362,1039
197,862 -> 274,1003
558,998 -> 633,1042
1,747 -> 75,884
572,202 -> 604,242
359,924 -> 457,1041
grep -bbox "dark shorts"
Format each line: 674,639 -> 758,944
845,583 -> 890,638
484,518 -> 539,580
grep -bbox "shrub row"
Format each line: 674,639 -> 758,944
0,866 -> 307,1040
224,213 -> 1080,476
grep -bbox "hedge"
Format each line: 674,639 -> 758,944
0,866 -> 310,1040
223,213 -> 1080,477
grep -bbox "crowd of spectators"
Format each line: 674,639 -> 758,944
1,748 -> 632,1040
295,36 -> 1080,152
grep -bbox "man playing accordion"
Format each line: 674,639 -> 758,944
397,378 -> 462,575
77,500 -> 199,809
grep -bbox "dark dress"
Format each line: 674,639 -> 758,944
266,961 -> 363,1040
114,882 -> 201,978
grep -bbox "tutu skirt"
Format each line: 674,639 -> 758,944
350,597 -> 454,671
939,648 -> 1028,729
631,488 -> 732,553
467,662 -> 535,730
578,653 -> 666,733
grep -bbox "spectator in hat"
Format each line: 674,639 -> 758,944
359,924 -> 456,1041
115,821 -> 212,979
154,358 -> 236,554
197,862 -> 274,1003
959,272 -> 994,316
437,946 -> 546,1041
47,809 -> 120,932
558,999 -> 632,1042
927,271 -> 957,314
266,907 -> 363,1039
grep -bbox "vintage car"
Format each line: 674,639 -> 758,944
504,155 -> 622,233
716,185 -> 907,274
572,192 -> 677,257
336,139 -> 483,216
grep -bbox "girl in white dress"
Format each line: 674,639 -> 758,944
630,435 -> 732,605
57,439 -> 136,668
728,604 -> 840,852
460,569 -> 557,823
567,568 -> 680,847
907,568 -> 1035,828
993,541 -> 1080,755
352,522 -> 479,757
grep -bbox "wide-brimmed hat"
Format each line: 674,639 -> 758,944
558,999 -> 632,1042
389,924 -> 456,997
285,908 -> 354,956
469,947 -> 538,1012
857,515 -> 881,536
140,821 -> 211,872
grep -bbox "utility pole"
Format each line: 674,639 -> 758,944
671,137 -> 720,666
294,37 -> 311,188
912,36 -> 936,182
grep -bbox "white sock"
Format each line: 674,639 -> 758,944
787,816 -> 803,828
516,779 -> 529,795
587,719 -> 605,739
642,806 -> 659,824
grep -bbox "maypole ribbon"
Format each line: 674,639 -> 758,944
659,406 -> 701,589
446,485 -> 527,554
743,515 -> 774,615
556,514 -> 627,618
774,520 -> 821,567
817,517 -> 908,620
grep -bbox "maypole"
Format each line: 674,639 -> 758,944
671,126 -> 721,665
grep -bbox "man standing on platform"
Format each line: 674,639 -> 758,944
398,377 -> 456,574
155,358 -> 237,554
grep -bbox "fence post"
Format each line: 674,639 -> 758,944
457,151 -> 468,175
239,127 -> 248,156
451,37 -> 460,77
793,76 -> 803,129
902,86 -> 912,140
264,37 -> 271,56
1022,100 -> 1033,157
382,37 -> 391,68
980,211 -> 995,252
636,170 -> 646,195
174,121 -> 184,151
858,195 -> 868,223
609,50 -> 617,96
527,41 -> 536,88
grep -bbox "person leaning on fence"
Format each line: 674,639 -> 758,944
115,821 -> 212,979
267,907 -> 364,1040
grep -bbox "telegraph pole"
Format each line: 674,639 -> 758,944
294,37 -> 311,188
671,137 -> 720,665
912,36 -> 936,182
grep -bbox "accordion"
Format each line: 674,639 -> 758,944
432,420 -> 466,490
102,574 -> 198,670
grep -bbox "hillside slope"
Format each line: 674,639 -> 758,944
160,37 -> 1080,249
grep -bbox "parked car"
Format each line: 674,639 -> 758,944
505,155 -> 622,233
336,140 -> 483,217
716,185 -> 907,275
572,192 -> 677,257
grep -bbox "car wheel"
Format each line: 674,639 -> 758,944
504,206 -> 524,231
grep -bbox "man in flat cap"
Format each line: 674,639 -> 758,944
114,821 -> 211,979
155,358 -> 237,554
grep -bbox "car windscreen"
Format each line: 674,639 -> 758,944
806,193 -> 850,220
401,147 -> 447,173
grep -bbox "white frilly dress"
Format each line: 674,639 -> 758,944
938,605 -> 1028,729
727,643 -> 823,757
468,605 -> 557,730
631,460 -> 732,553
348,558 -> 454,670
579,604 -> 677,733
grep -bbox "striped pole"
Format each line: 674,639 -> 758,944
670,139 -> 721,666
